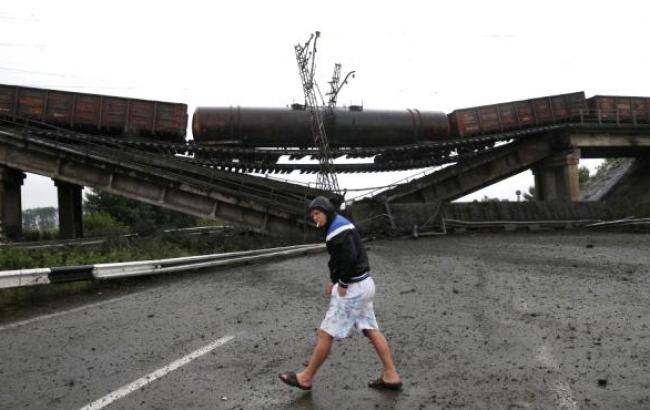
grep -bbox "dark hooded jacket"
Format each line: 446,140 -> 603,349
309,196 -> 370,288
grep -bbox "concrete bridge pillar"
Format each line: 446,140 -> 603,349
532,150 -> 581,201
0,166 -> 26,240
54,180 -> 83,239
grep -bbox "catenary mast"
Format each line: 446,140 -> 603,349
294,31 -> 346,194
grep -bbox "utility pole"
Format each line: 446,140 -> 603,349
294,31 -> 341,194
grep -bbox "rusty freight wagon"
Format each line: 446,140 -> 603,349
586,95 -> 650,124
448,92 -> 586,138
0,83 -> 187,143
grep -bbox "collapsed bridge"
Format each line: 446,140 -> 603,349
2,83 -> 650,240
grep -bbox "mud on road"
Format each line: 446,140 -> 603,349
1,231 -> 648,409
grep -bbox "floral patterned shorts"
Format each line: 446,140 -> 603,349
320,276 -> 379,340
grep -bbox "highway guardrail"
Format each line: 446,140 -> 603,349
0,243 -> 324,290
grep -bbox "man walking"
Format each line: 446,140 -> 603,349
279,196 -> 402,391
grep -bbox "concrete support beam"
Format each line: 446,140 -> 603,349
566,132 -> 650,148
563,132 -> 650,158
54,180 -> 83,239
0,128 -> 319,241
0,166 -> 26,240
384,139 -> 554,204
532,150 -> 580,201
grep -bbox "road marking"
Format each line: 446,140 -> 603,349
534,344 -> 579,410
554,380 -> 579,410
0,294 -> 133,332
534,345 -> 559,370
78,335 -> 235,410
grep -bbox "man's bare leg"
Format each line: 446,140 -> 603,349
365,329 -> 401,383
295,330 -> 333,387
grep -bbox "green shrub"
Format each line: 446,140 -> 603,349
0,227 -> 292,271
22,230 -> 41,242
85,190 -> 198,235
629,203 -> 650,218
21,229 -> 58,242
40,230 -> 58,240
194,217 -> 227,227
83,212 -> 130,237
0,249 -> 35,270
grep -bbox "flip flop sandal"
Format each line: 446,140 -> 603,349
279,372 -> 312,390
368,377 -> 403,390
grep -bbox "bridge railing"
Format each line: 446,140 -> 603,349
578,109 -> 650,127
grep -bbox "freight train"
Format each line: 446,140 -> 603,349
1,83 -> 649,149
0,83 -> 188,143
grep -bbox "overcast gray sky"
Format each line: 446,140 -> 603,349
2,0 -> 648,209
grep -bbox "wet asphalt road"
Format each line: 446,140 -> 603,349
1,231 -> 649,409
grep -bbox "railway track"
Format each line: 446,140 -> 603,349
5,117 -> 650,174
2,117 -> 566,172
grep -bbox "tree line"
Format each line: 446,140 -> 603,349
21,189 -> 211,240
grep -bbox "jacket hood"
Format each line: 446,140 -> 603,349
308,196 -> 337,228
